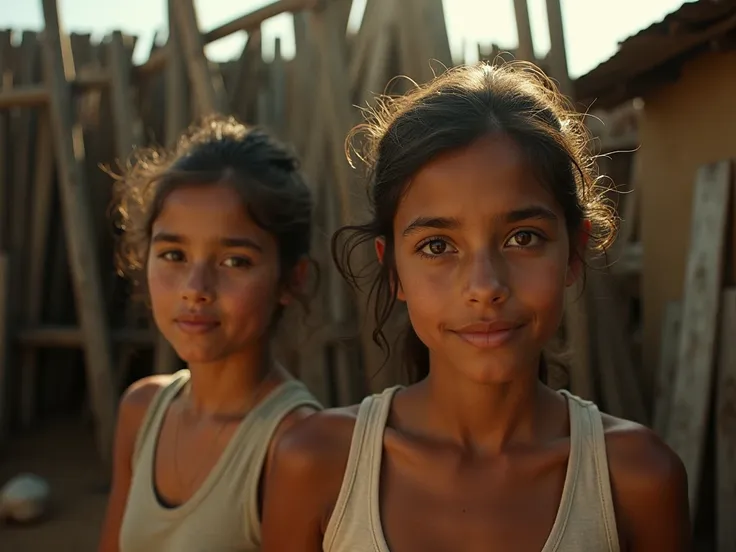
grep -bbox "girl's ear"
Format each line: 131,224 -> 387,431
375,237 -> 386,264
565,220 -> 591,287
375,237 -> 406,301
279,257 -> 310,306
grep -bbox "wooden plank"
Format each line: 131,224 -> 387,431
652,301 -> 683,437
564,282 -> 595,400
665,160 -> 732,517
590,271 -> 648,423
204,0 -> 314,43
0,255 -> 10,443
269,37 -> 286,136
308,3 -> 380,405
109,30 -> 155,384
18,114 -> 55,431
512,0 -> 535,62
174,0 -> 228,116
716,288 -> 736,551
12,32 -> 41,429
165,0 -> 190,142
153,0 -> 188,377
136,0 -> 313,77
109,31 -> 143,161
351,0 -> 394,107
40,0 -> 117,465
544,0 -> 572,98
0,85 -> 48,109
0,30 -> 12,251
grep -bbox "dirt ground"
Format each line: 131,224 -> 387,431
0,419 -> 108,552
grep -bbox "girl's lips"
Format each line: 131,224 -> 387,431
174,318 -> 220,335
453,328 -> 518,349
450,320 -> 524,349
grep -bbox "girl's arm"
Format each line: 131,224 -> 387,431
96,377 -> 167,552
261,410 -> 357,552
606,420 -> 691,551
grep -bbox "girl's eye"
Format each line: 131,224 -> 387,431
418,238 -> 455,258
159,250 -> 185,262
222,256 -> 252,269
505,231 -> 541,248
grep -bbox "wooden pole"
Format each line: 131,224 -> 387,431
173,0 -> 228,116
512,0 -> 535,62
153,0 -> 189,376
545,0 -> 572,98
40,0 -> 117,466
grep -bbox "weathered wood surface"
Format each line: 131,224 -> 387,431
665,160 -> 731,517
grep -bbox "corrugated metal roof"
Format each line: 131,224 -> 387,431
574,0 -> 736,108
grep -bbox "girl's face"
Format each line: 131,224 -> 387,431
388,135 -> 582,384
147,184 -> 288,365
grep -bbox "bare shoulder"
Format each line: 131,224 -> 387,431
264,404 -> 361,528
271,404 -> 361,475
601,413 -> 687,491
600,413 -> 691,549
261,404 -> 361,549
119,374 -> 174,419
114,374 -> 178,448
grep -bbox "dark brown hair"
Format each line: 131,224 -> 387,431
111,114 -> 313,320
332,62 -> 616,384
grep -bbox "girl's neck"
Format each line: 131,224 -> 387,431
413,361 -> 562,454
184,345 -> 282,418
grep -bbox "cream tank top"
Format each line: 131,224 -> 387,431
323,386 -> 621,552
119,370 -> 322,552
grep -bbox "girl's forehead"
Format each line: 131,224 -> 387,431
395,135 -> 561,225
152,184 -> 271,242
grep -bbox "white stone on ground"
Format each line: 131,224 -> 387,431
0,473 -> 51,523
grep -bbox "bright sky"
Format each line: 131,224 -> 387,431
1,0 -> 688,78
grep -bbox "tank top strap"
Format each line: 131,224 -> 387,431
323,385 -> 401,552
132,370 -> 191,469
241,378 -> 323,545
556,390 -> 620,551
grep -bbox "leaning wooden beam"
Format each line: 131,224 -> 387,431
666,160 -> 731,519
174,0 -> 228,116
136,0 -> 316,77
205,0 -> 315,43
40,0 -> 117,465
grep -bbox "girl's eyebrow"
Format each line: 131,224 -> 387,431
505,206 -> 558,223
401,206 -> 558,237
151,231 -> 182,244
220,237 -> 263,252
151,232 -> 263,252
402,216 -> 459,236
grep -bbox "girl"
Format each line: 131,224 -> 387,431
97,115 -> 322,552
260,63 -> 691,551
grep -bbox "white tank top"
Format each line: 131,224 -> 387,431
323,386 -> 621,551
119,370 -> 322,552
